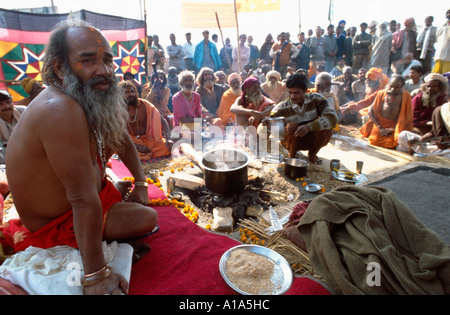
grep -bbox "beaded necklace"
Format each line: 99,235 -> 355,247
92,129 -> 107,179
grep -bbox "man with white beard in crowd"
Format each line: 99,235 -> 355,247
370,22 -> 392,75
231,77 -> 275,129
216,73 -> 242,126
261,70 -> 288,104
412,73 -> 448,134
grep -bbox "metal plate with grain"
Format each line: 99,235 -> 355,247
219,244 -> 293,295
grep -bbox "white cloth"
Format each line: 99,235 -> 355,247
0,241 -> 133,295
434,23 -> 450,62
397,130 -> 450,158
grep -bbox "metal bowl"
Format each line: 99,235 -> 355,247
219,245 -> 293,295
305,183 -> 322,193
168,191 -> 184,201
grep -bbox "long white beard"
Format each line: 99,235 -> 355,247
247,93 -> 263,105
267,81 -> 278,90
61,68 -> 127,153
231,88 -> 242,96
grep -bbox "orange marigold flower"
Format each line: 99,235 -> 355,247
170,169 -> 175,173
159,172 -> 164,176
302,182 -> 307,187
205,224 -> 211,230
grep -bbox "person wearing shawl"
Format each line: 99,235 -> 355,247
193,30 -> 222,72
412,73 -> 448,134
120,81 -> 171,160
230,77 -> 275,128
360,75 -> 413,149
216,73 -> 242,126
340,67 -> 389,124
261,70 -> 288,104
15,77 -> 45,106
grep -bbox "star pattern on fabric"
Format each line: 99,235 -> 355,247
113,42 -> 146,84
6,46 -> 45,81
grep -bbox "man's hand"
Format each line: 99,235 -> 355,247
83,272 -> 129,295
125,185 -> 149,205
294,124 -> 311,138
135,143 -> 151,154
380,128 -> 394,137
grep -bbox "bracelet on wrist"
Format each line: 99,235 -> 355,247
134,181 -> 149,187
82,265 -> 112,287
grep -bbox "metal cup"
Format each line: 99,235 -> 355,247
330,159 -> 340,171
149,169 -> 159,181
356,161 -> 364,174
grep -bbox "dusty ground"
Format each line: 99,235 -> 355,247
143,125 -> 450,232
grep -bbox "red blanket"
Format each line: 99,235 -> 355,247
110,160 -> 331,295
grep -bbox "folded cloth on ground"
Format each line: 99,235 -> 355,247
0,241 -> 133,295
298,185 -> 450,295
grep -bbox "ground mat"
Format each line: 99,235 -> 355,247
372,166 -> 450,244
111,160 -> 331,295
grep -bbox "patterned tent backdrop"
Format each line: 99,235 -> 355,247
0,8 -> 147,102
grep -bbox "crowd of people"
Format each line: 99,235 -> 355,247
0,10 -> 449,295
127,9 -> 450,158
2,10 -> 449,161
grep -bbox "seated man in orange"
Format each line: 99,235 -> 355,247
216,72 -> 242,126
360,75 -> 413,149
230,77 -> 275,129
340,67 -> 389,124
120,81 -> 171,160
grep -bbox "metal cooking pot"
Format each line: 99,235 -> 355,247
283,158 -> 309,179
199,149 -> 250,194
267,117 -> 286,140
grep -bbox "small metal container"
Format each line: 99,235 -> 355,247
268,117 -> 286,140
148,169 -> 159,181
356,161 -> 364,174
168,191 -> 184,201
330,159 -> 340,171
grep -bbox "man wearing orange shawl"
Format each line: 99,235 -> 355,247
360,75 -> 413,149
216,73 -> 242,126
230,77 -> 275,128
340,67 -> 389,124
120,82 -> 171,160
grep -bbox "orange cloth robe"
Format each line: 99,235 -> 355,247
130,99 -> 171,160
359,90 -> 413,148
216,89 -> 238,125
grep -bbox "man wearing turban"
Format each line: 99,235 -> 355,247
340,68 -> 388,124
16,77 -> 45,106
230,77 -> 275,128
216,73 -> 242,125
411,73 -> 448,134
261,70 -> 288,104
